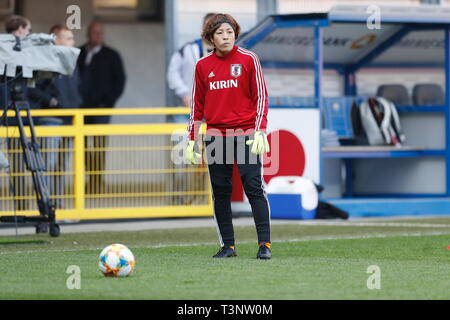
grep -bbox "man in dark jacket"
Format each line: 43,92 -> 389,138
77,21 -> 126,123
77,21 -> 126,192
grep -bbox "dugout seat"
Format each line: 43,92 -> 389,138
412,83 -> 445,105
376,84 -> 410,106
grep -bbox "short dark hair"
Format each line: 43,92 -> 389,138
201,13 -> 241,46
5,15 -> 30,34
49,24 -> 70,35
203,13 -> 216,25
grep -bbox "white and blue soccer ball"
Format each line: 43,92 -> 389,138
98,243 -> 136,277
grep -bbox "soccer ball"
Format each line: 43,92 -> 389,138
98,243 -> 136,277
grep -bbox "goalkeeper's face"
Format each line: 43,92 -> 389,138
212,23 -> 235,55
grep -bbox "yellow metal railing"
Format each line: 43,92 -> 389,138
0,108 -> 213,220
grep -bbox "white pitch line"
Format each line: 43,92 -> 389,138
2,218 -> 450,237
1,229 -> 450,255
278,220 -> 450,228
283,230 -> 450,242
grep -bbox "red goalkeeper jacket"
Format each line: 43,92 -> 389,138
187,45 -> 268,140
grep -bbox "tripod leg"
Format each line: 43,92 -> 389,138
13,100 -> 60,237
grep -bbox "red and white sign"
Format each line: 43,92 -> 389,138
232,108 -> 320,208
264,108 -> 320,183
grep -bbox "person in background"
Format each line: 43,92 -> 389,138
1,15 -> 32,211
1,15 -> 32,114
29,24 -> 81,123
167,12 -> 215,123
77,21 -> 126,192
77,21 -> 126,119
167,13 -> 216,206
28,24 -> 82,209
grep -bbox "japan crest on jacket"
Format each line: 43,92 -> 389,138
230,64 -> 242,77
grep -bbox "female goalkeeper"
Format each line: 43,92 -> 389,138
186,13 -> 271,259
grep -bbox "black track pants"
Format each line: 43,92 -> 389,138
205,134 -> 271,247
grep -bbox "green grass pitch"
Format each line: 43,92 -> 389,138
1,218 -> 450,299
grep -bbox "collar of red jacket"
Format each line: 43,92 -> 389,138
213,45 -> 238,60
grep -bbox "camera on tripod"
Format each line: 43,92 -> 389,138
0,32 -> 80,237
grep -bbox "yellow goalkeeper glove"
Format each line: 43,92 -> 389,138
185,140 -> 201,165
246,131 -> 270,155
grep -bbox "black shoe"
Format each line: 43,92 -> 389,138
212,246 -> 237,258
256,243 -> 271,260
